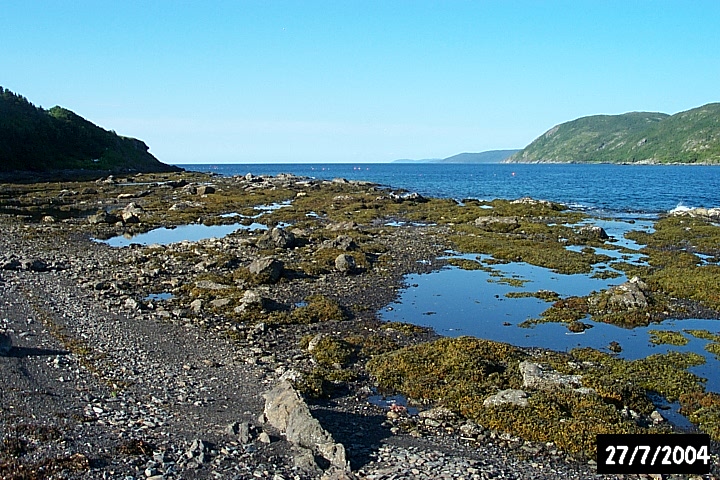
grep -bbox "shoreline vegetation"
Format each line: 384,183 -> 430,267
1,170 -> 719,478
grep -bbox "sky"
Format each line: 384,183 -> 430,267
2,1 -> 719,164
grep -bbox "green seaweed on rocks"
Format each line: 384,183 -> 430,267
648,329 -> 689,346
679,392 -> 720,440
291,295 -> 347,324
368,337 -> 710,456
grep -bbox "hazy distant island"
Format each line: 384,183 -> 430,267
0,86 -> 180,177
394,149 -> 520,164
505,102 -> 720,164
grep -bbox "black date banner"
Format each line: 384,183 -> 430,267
597,434 -> 711,475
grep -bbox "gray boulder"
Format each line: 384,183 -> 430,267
263,381 -> 349,471
483,389 -> 528,407
270,227 -> 296,249
589,276 -> 648,311
577,225 -> 610,240
519,361 -> 583,390
248,257 -> 283,284
334,254 -> 356,274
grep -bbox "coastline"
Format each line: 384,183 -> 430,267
1,170 -> 718,479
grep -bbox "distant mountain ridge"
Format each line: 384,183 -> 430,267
506,103 -> 720,164
394,149 -> 519,164
0,86 -> 180,174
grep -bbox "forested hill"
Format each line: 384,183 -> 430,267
0,86 -> 180,174
506,103 -> 720,164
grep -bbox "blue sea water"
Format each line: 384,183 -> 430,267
179,163 -> 720,217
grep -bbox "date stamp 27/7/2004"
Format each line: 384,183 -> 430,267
597,434 -> 712,475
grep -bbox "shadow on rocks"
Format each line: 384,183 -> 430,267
310,407 -> 391,470
5,346 -> 71,358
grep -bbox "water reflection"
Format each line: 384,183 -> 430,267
99,222 -> 268,247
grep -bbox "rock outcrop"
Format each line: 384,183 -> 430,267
262,381 -> 349,472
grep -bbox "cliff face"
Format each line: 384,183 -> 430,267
0,86 -> 180,174
507,103 -> 720,164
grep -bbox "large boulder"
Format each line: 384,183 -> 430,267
270,227 -> 296,249
589,276 -> 648,311
519,361 -> 583,390
248,257 -> 284,284
263,381 -> 349,471
334,254 -> 356,274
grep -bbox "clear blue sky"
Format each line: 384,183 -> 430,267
2,1 -> 719,164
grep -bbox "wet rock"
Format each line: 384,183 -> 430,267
483,389 -> 529,407
650,410 -> 665,425
0,330 -> 11,356
590,276 -> 648,311
608,341 -> 622,353
263,381 -> 349,471
334,254 -> 356,274
519,361 -> 582,390
42,215 -> 56,223
248,257 -> 284,284
577,225 -> 609,240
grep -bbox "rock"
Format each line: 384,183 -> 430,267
121,203 -> 144,224
263,381 -> 349,471
258,432 -> 271,443
608,341 -> 622,353
88,211 -> 119,225
248,257 -> 283,284
326,221 -> 358,232
474,216 -> 519,232
577,225 -> 609,240
321,235 -> 357,251
650,410 -> 665,425
210,298 -> 231,308
194,280 -> 232,290
519,361 -> 582,390
511,197 -> 554,207
190,299 -> 203,313
483,389 -> 529,407
234,290 -> 265,314
185,439 -> 210,463
418,407 -> 456,421
0,330 -> 12,356
334,254 -> 356,274
270,227 -> 296,249
590,276 -> 648,311
197,185 -> 215,195
42,215 -> 56,223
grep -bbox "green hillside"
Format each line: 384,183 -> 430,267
507,103 -> 720,164
0,86 -> 180,173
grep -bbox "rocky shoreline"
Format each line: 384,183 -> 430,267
1,172 -> 718,479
